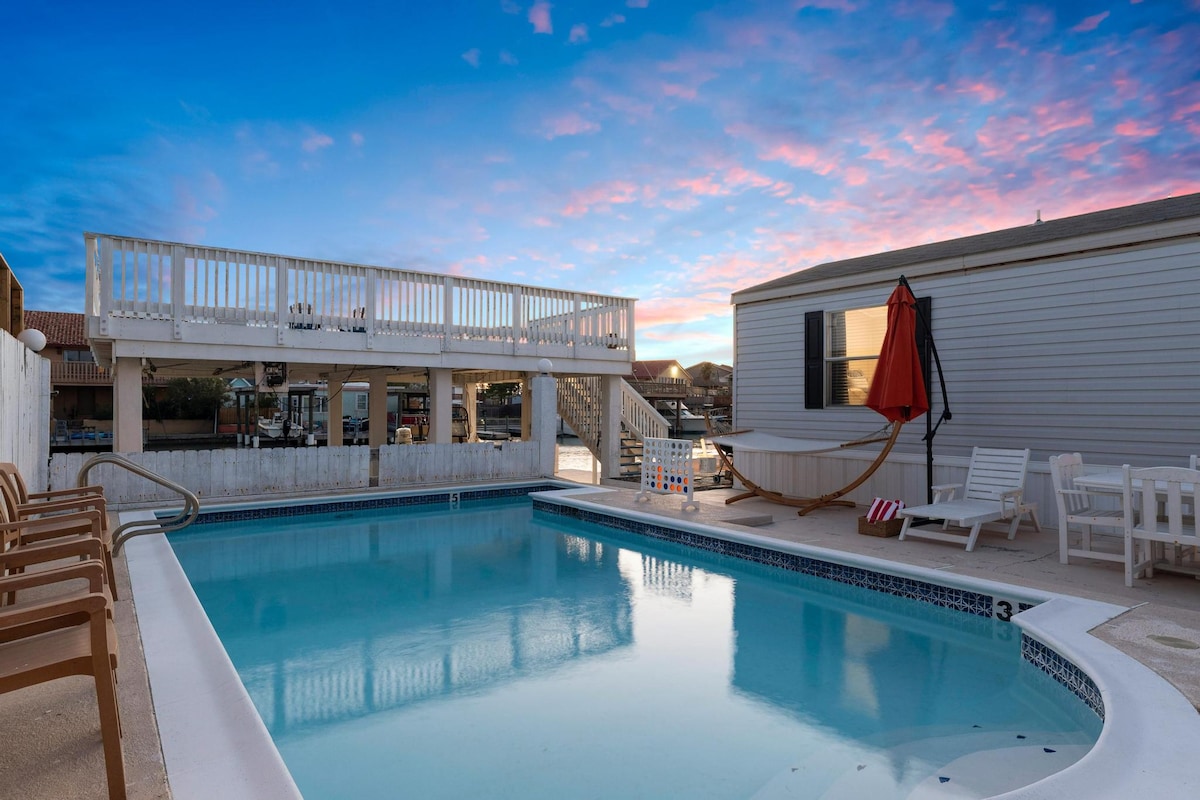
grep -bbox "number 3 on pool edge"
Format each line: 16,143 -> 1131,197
995,600 -> 1014,622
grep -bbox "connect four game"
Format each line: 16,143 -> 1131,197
637,437 -> 700,512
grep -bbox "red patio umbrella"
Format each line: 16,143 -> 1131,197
866,284 -> 929,423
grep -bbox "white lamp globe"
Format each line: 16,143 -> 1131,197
536,358 -> 553,375
16,328 -> 47,352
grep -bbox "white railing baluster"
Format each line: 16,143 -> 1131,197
85,234 -> 633,357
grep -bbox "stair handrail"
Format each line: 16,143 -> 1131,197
76,453 -> 201,555
620,380 -> 669,440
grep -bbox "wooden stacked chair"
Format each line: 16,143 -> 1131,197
0,463 -> 126,799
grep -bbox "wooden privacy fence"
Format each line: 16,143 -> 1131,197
49,441 -> 543,508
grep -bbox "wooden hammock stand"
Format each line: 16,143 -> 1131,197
705,417 -> 904,516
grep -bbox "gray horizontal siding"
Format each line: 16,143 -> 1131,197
733,234 -> 1200,469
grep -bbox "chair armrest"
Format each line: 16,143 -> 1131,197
26,485 -> 106,501
0,560 -> 107,597
999,487 -> 1024,516
930,483 -> 962,503
0,536 -> 106,570
1,510 -> 104,544
0,590 -> 109,632
17,496 -> 107,520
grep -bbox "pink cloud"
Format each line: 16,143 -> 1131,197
499,50 -> 519,66
843,165 -> 869,186
1170,100 -> 1200,122
954,81 -> 1003,104
350,132 -> 364,147
662,83 -> 698,100
561,180 -> 639,217
677,176 -> 726,196
542,112 -> 600,139
529,1 -> 553,34
626,0 -> 650,8
1062,141 -> 1103,161
1031,101 -> 1093,135
461,48 -> 480,67
975,115 -> 1036,160
761,142 -> 837,174
302,131 -> 334,152
600,14 -> 626,27
724,167 -> 774,189
1114,120 -> 1161,137
901,129 -> 978,171
569,24 -> 588,43
1071,11 -> 1109,33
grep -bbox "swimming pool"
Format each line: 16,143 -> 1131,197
162,490 -> 1101,799
124,482 -> 1200,800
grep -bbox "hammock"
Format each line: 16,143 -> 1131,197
704,418 -> 903,516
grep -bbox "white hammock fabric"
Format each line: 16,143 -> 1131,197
708,430 -> 890,455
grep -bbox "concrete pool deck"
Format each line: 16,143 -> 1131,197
2,474 -> 1197,799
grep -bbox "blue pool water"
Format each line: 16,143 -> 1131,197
169,497 -> 1099,799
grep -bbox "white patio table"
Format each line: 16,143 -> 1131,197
1073,470 -> 1197,497
1074,469 -> 1198,579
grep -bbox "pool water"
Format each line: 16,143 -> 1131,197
169,498 -> 1099,799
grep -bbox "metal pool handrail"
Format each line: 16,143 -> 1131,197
77,453 -> 201,555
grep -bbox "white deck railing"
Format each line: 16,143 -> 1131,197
84,234 -> 634,353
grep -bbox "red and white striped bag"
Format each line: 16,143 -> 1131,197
866,497 -> 905,522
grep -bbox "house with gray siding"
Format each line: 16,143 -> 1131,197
729,193 -> 1200,525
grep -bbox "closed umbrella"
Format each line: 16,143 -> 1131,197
866,284 -> 929,423
793,282 -> 932,515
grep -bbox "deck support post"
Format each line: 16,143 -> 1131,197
601,375 -> 622,479
112,357 -> 144,453
530,371 -> 557,477
428,368 -> 453,444
368,375 -> 388,448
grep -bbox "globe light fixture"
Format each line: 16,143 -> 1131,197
16,328 -> 47,352
537,358 -> 553,375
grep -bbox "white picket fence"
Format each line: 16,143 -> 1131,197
49,441 -> 543,508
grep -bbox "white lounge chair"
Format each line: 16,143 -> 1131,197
898,447 -> 1040,551
1049,453 -> 1127,566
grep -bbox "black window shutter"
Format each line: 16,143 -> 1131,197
915,296 -> 932,398
804,310 -> 824,409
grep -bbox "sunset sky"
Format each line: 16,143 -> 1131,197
4,0 -> 1198,365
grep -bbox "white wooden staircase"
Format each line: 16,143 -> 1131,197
558,376 -> 669,477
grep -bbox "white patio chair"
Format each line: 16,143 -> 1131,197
898,447 -> 1040,552
1049,453 -> 1127,566
1122,465 -> 1200,586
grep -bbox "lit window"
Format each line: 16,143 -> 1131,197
826,306 -> 886,406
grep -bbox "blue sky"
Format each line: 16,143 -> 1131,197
4,0 -> 1198,365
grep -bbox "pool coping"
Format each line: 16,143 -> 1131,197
125,482 -> 1200,799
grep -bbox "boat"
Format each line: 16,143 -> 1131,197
654,400 -> 712,434
257,412 -> 304,440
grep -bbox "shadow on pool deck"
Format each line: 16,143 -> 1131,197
2,474 -> 1197,799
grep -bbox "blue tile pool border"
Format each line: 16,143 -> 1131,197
1022,634 -> 1105,720
534,498 -> 999,616
170,485 -> 1104,723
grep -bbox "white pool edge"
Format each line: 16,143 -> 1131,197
125,486 -> 1199,800
123,511 -> 303,800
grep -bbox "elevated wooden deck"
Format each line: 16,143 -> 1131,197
84,233 -> 636,380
